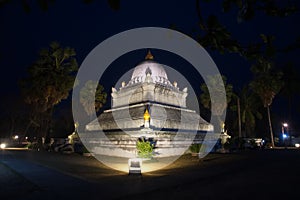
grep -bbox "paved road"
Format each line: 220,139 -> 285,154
1,149 -> 299,200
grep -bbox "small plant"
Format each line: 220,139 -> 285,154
189,143 -> 207,156
26,142 -> 39,150
136,138 -> 154,158
189,143 -> 201,153
25,142 -> 32,149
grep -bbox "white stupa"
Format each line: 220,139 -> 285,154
85,51 -> 215,157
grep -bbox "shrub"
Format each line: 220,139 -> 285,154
189,143 -> 201,153
189,143 -> 208,154
136,138 -> 154,158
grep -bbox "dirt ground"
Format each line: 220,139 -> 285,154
1,149 -> 299,200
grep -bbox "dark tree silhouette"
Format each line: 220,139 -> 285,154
79,80 -> 107,118
200,75 -> 234,132
231,86 -> 263,138
250,58 -> 283,147
20,41 -> 78,144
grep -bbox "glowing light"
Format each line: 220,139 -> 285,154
283,134 -> 287,139
14,135 -> 19,139
283,123 -> 288,127
295,143 -> 300,148
128,158 -> 142,174
0,143 -> 6,149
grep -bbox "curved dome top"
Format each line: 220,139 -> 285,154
131,60 -> 168,80
127,51 -> 173,87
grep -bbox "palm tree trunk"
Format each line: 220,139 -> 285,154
267,106 -> 275,147
43,107 -> 54,144
237,97 -> 242,138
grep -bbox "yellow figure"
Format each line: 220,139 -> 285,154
144,109 -> 150,121
144,109 -> 150,128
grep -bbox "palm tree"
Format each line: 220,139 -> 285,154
20,41 -> 78,143
79,80 -> 107,119
250,58 -> 283,147
200,75 -> 234,132
233,86 -> 263,138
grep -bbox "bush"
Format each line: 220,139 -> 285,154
189,143 -> 201,153
136,138 -> 154,158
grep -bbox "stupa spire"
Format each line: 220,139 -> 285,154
145,50 -> 154,60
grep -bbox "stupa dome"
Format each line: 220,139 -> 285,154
127,51 -> 173,87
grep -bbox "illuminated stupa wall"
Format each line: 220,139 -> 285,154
85,51 -> 216,158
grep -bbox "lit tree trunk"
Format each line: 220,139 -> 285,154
237,97 -> 242,138
40,108 -> 54,149
267,106 -> 275,147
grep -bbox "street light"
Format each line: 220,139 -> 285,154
282,123 -> 289,147
0,143 -> 6,149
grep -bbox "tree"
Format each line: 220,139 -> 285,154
194,0 -> 298,58
232,86 -> 263,138
250,58 -> 283,147
51,106 -> 75,138
20,41 -> 78,143
79,80 -> 107,118
200,75 -> 234,132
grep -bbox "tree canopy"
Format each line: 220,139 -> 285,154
79,80 -> 107,117
20,41 -> 78,140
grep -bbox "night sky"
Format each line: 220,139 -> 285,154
0,1 -> 299,135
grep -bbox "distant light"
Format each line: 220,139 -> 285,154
295,144 -> 300,148
283,123 -> 288,127
14,135 -> 19,139
283,134 -> 287,138
25,137 -> 28,140
128,158 -> 142,175
0,143 -> 6,149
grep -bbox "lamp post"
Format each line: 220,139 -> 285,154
282,123 -> 288,147
284,123 -> 291,146
14,135 -> 20,144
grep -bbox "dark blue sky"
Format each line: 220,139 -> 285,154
0,1 -> 299,133
1,1 -> 298,89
